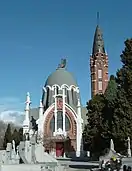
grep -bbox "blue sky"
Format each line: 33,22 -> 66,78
0,0 -> 131,121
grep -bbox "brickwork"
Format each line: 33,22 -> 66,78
43,104 -> 77,152
90,52 -> 108,97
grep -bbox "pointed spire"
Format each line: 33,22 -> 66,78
92,15 -> 105,55
25,92 -> 31,111
26,92 -> 31,104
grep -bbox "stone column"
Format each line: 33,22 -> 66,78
76,98 -> 83,157
54,87 -> 57,135
43,87 -> 47,107
23,92 -> 31,135
62,87 -> 66,134
25,92 -> 31,121
38,100 -> 43,139
76,122 -> 80,157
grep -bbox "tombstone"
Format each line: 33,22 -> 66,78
99,139 -> 122,168
127,137 -> 131,157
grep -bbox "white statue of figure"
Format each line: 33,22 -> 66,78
127,137 -> 131,157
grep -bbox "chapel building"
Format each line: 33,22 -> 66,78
22,23 -> 109,158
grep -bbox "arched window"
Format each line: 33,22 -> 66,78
56,87 -> 59,95
50,111 -> 71,133
57,111 -> 63,129
46,87 -> 50,108
73,91 -> 77,106
50,115 -> 55,132
67,90 -> 69,104
71,88 -> 74,104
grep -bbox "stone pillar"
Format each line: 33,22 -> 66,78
76,98 -> 83,157
43,87 -> 47,107
23,92 -> 31,135
38,100 -> 43,139
39,100 -> 43,120
62,87 -> 66,135
54,87 -> 57,135
25,92 -> 31,121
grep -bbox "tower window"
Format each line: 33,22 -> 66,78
98,81 -> 102,90
98,69 -> 102,79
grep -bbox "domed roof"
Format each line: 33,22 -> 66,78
45,68 -> 78,87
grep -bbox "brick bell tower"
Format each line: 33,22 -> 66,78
90,24 -> 108,97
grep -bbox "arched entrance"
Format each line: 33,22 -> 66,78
43,105 -> 77,157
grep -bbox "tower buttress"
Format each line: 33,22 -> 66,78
90,25 -> 108,97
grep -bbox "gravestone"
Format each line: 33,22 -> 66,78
127,137 -> 131,157
99,139 -> 122,168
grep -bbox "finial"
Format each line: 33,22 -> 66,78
97,12 -> 100,26
26,92 -> 31,104
26,92 -> 30,97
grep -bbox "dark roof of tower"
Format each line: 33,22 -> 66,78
92,25 -> 105,55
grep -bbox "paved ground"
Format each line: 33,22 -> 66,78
59,160 -> 99,170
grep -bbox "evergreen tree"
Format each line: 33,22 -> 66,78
113,39 -> 132,153
105,76 -> 128,154
3,124 -> 12,149
117,39 -> 132,103
18,128 -> 23,142
12,129 -> 20,148
103,75 -> 118,140
83,76 -> 119,155
83,94 -> 108,156
111,89 -> 129,154
105,75 -> 118,104
83,39 -> 132,155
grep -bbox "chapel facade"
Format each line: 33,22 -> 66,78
22,24 -> 109,158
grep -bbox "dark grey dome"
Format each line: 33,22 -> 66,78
45,68 -> 78,87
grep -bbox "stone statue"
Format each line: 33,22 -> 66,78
30,116 -> 38,132
58,58 -> 66,68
